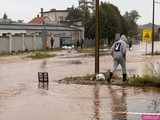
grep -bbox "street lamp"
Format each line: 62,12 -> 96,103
95,0 -> 100,74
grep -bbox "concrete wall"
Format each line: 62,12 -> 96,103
0,36 -> 9,53
0,35 -> 44,53
0,28 -> 84,53
12,36 -> 23,51
35,36 -> 43,50
24,36 -> 34,50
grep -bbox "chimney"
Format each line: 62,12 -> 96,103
41,8 -> 43,17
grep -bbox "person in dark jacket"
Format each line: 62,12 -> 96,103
50,37 -> 54,49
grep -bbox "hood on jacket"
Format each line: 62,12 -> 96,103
120,35 -> 127,42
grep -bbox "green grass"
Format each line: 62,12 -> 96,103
0,48 -> 64,57
78,48 -> 95,53
27,52 -> 56,59
146,51 -> 160,55
128,75 -> 160,86
0,52 -> 11,57
36,48 -> 65,52
128,63 -> 160,87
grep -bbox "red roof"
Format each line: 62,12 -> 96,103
29,17 -> 44,24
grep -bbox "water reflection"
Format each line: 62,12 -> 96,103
41,60 -> 47,69
38,82 -> 49,90
149,97 -> 160,113
108,86 -> 127,120
93,84 -> 100,120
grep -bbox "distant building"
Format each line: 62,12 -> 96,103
0,13 -> 13,24
29,15 -> 44,25
29,8 -> 84,48
43,8 -> 69,24
0,9 -> 84,53
0,8 -> 84,53
30,8 -> 69,25
0,13 -> 24,24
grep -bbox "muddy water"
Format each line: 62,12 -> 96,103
0,48 -> 160,120
0,81 -> 160,120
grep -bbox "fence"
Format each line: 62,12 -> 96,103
0,34 -> 43,53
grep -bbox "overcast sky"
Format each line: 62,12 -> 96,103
0,0 -> 159,25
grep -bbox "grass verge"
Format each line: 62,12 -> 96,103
58,63 -> 160,87
128,75 -> 160,87
27,52 -> 56,59
128,63 -> 160,87
78,48 -> 95,53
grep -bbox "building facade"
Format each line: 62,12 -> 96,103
0,23 -> 84,53
43,9 -> 69,24
29,8 -> 84,49
0,9 -> 84,53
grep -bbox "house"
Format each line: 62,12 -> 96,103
29,8 -> 84,49
0,9 -> 84,53
30,8 -> 69,25
43,8 -> 69,24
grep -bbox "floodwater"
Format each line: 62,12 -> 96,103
0,82 -> 160,120
0,43 -> 160,120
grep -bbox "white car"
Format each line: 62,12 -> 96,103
62,45 -> 74,49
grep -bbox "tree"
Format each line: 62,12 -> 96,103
3,13 -> 8,19
100,2 -> 124,44
66,2 -> 140,45
66,5 -> 92,38
82,2 -> 125,41
79,0 -> 95,12
123,10 -> 140,37
66,7 -> 82,22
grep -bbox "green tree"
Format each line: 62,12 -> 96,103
123,10 -> 140,37
3,13 -> 8,19
66,4 -> 92,38
66,2 -> 140,45
84,2 -> 125,41
66,7 -> 82,22
100,2 -> 124,44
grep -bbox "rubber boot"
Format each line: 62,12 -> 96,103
123,74 -> 127,82
107,72 -> 113,83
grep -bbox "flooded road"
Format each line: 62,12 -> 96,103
0,82 -> 160,120
0,44 -> 160,120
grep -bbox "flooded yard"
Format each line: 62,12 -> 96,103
0,45 -> 160,120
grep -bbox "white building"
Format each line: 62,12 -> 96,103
0,9 -> 84,53
43,8 -> 69,24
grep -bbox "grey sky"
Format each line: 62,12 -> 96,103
109,0 -> 160,25
0,0 -> 159,25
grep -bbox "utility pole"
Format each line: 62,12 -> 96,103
152,0 -> 155,55
95,0 -> 100,74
